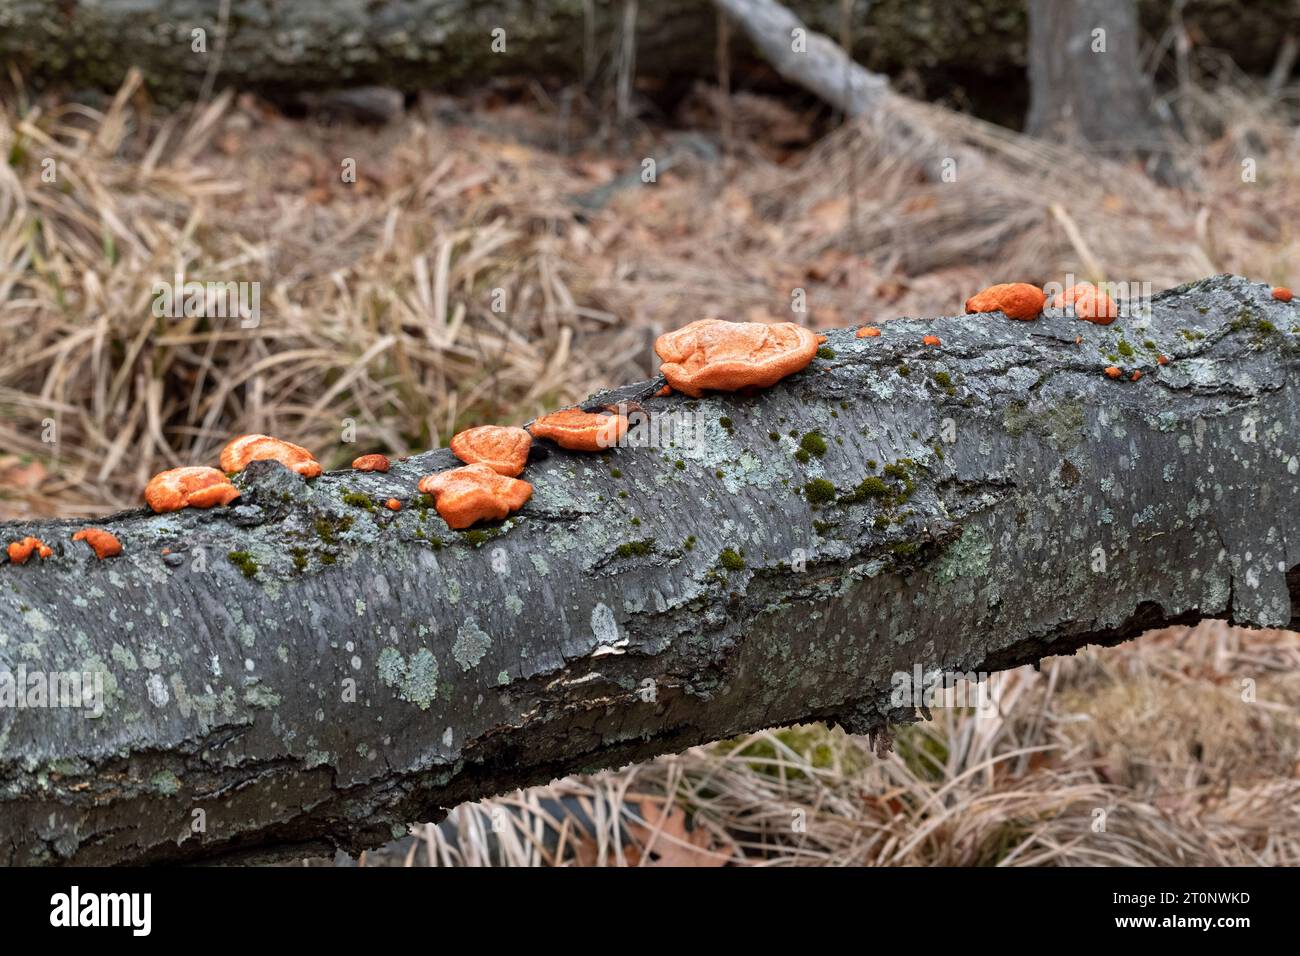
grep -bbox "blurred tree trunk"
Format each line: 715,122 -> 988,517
1025,0 -> 1170,165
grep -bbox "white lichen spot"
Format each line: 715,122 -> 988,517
590,602 -> 619,646
452,619 -> 492,671
146,673 -> 170,707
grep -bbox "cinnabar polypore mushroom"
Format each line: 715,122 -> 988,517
7,536 -> 53,565
1051,282 -> 1118,325
220,434 -> 322,478
964,283 -> 1045,321
528,409 -> 629,452
72,528 -> 122,560
144,466 -> 241,513
449,425 -> 532,476
351,453 -> 390,473
1273,287 -> 1294,302
417,464 -> 532,530
922,335 -> 941,347
654,318 -> 819,398
856,326 -> 881,338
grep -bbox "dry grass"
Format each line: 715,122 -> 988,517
355,620 -> 1300,867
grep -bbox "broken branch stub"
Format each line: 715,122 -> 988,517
0,275 -> 1297,864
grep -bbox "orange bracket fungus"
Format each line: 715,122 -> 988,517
145,466 -> 241,513
528,409 -> 629,452
220,434 -> 322,478
72,528 -> 122,560
417,464 -> 532,530
7,536 -> 53,565
653,318 -> 818,398
964,283 -> 1045,321
449,425 -> 532,476
351,453 -> 390,473
1051,282 -> 1118,325
1273,287 -> 1293,303
856,326 -> 881,338
922,334 -> 941,347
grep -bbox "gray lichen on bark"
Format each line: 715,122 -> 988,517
0,274 -> 1297,864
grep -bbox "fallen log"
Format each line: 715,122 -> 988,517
1,274 -> 1297,865
1,1 -> 1293,104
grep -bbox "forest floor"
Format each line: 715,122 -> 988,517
3,67 -> 1298,865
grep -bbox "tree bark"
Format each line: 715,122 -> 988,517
2,1 -> 1294,105
2,274 -> 1297,865
1025,0 -> 1162,148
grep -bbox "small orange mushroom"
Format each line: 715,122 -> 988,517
385,498 -> 402,511
417,464 -> 533,530
1104,366 -> 1123,379
964,283 -> 1045,321
922,334 -> 941,347
1051,282 -> 1117,325
449,425 -> 532,476
1273,286 -> 1293,302
1131,370 -> 1142,381
856,326 -> 881,338
1157,354 -> 1169,365
351,453 -> 390,473
72,528 -> 122,560
7,536 -> 53,565
145,466 -> 241,513
220,434 -> 322,479
529,409 -> 629,452
654,319 -> 819,398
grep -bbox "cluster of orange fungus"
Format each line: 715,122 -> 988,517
964,283 -> 1045,321
351,453 -> 390,473
72,528 -> 122,560
653,319 -> 818,398
1104,366 -> 1123,380
856,326 -> 881,338
450,425 -> 532,476
145,466 -> 241,513
385,498 -> 402,511
1274,287 -> 1294,302
7,536 -> 53,564
417,464 -> 532,530
1051,282 -> 1117,325
528,409 -> 628,452
922,335 -> 941,347
220,434 -> 322,478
